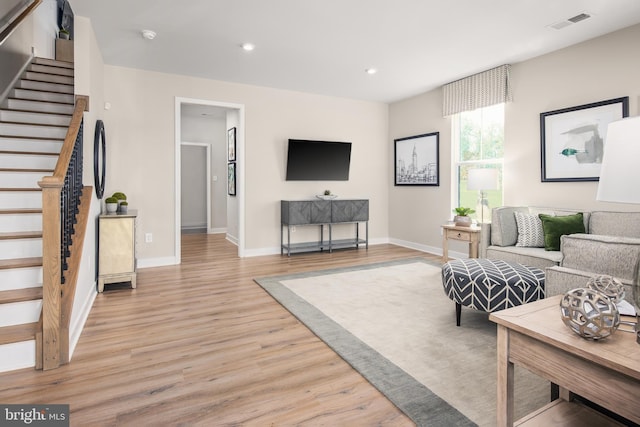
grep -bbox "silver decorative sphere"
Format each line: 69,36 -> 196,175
560,288 -> 620,340
586,275 -> 626,304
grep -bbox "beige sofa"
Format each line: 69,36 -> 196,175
479,206 -> 640,303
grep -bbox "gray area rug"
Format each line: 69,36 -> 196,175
254,258 -> 549,426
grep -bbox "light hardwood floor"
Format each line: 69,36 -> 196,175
0,234 -> 442,426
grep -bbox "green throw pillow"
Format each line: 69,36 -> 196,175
538,213 -> 586,251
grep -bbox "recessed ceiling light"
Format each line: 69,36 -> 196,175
365,68 -> 377,75
241,43 -> 255,51
141,29 -> 156,40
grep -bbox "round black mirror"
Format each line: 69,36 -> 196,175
94,119 -> 106,199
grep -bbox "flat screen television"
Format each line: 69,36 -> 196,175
286,139 -> 352,181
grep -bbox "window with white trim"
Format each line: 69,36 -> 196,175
452,103 -> 504,223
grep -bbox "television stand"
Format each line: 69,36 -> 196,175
281,199 -> 369,256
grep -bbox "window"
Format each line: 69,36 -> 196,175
452,103 -> 504,222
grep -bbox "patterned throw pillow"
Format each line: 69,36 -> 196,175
514,212 -> 545,247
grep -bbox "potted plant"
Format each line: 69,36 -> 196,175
112,192 -> 127,211
105,196 -> 118,213
58,28 -> 70,40
453,207 -> 475,227
119,201 -> 129,214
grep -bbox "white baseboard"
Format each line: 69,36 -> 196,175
137,256 -> 178,269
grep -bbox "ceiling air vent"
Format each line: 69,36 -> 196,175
548,12 -> 591,30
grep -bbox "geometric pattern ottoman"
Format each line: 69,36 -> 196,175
441,258 -> 545,326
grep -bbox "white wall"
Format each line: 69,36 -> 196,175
101,65 -> 389,264
180,145 -> 207,230
389,23 -> 640,256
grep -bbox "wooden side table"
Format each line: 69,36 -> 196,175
441,224 -> 481,262
490,296 -> 639,426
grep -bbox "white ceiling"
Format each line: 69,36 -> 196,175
69,0 -> 640,104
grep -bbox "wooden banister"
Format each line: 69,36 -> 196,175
37,94 -> 89,370
0,0 -> 42,46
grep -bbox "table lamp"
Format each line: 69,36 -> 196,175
596,115 -> 640,344
467,168 -> 499,224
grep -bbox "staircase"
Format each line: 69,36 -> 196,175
0,57 -> 74,372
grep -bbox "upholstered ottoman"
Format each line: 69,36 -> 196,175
441,259 -> 545,326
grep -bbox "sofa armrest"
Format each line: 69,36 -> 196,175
560,233 -> 640,282
546,265 -> 633,304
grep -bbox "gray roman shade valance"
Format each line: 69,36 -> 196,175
442,64 -> 513,116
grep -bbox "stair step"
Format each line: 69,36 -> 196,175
28,63 -> 74,77
0,238 -> 42,259
0,208 -> 42,214
18,79 -> 74,95
0,152 -> 58,170
12,88 -> 74,104
0,266 -> 42,292
0,136 -> 63,154
0,110 -> 72,126
0,287 -> 42,304
0,257 -> 42,270
0,170 -> 51,188
0,211 -> 42,233
4,98 -> 75,115
0,231 -> 42,240
0,322 -> 38,345
24,71 -> 74,86
33,57 -> 74,69
0,122 -> 68,139
0,191 -> 42,209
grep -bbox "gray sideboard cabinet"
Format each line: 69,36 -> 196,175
281,199 -> 369,256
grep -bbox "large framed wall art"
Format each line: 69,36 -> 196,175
394,132 -> 439,186
540,97 -> 628,182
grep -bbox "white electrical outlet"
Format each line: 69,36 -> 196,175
145,233 -> 153,243
291,226 -> 296,232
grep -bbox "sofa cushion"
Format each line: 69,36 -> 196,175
539,213 -> 585,251
485,245 -> 562,269
560,233 -> 640,282
589,211 -> 640,238
514,212 -> 544,247
491,206 -> 529,246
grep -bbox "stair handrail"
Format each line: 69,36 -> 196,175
37,94 -> 89,370
0,0 -> 42,46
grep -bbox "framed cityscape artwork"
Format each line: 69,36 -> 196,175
394,132 -> 439,186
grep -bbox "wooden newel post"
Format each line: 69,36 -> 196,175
38,176 -> 64,370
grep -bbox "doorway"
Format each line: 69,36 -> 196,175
175,97 -> 245,262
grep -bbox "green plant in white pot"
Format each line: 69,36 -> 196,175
453,207 -> 475,227
119,201 -> 129,214
105,196 -> 118,213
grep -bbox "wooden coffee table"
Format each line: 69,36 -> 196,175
490,296 -> 640,426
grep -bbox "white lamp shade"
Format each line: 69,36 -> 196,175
467,168 -> 499,191
597,116 -> 640,204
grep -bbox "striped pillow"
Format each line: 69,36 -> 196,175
514,212 -> 545,248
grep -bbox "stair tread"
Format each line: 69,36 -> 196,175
0,257 -> 42,270
7,97 -> 74,106
21,78 -> 73,87
0,108 -> 72,117
0,287 -> 42,304
0,208 -> 42,214
0,188 -> 41,192
0,322 -> 38,345
0,135 -> 64,142
0,168 -> 54,172
34,58 -> 74,69
0,120 -> 69,128
0,231 -> 42,240
0,149 -> 61,155
12,88 -> 75,99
